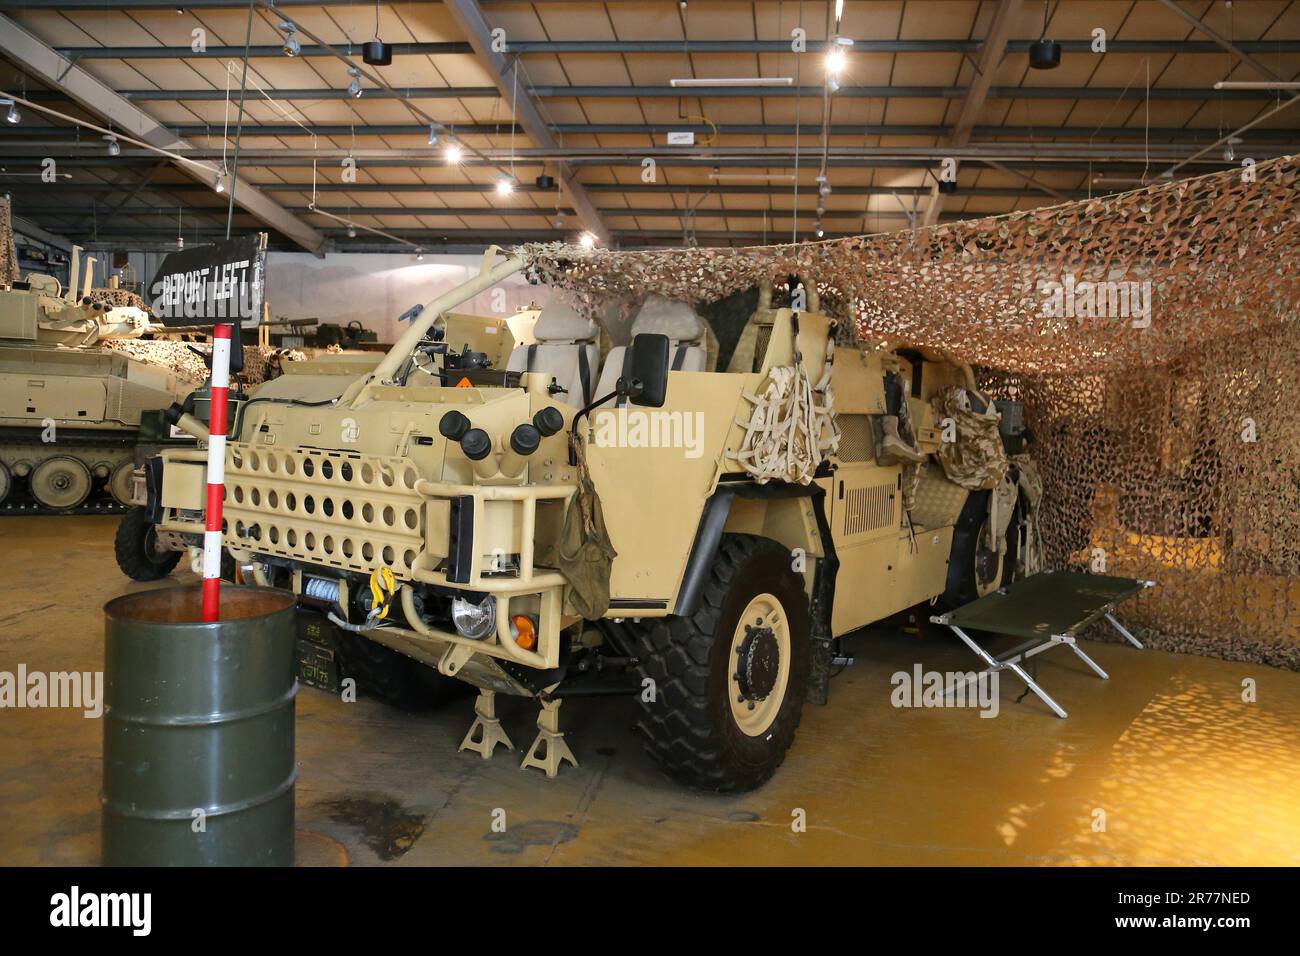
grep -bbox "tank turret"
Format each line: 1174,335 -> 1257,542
0,213 -> 201,511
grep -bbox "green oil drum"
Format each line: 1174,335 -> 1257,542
101,586 -> 297,866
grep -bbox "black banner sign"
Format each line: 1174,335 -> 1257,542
147,233 -> 267,327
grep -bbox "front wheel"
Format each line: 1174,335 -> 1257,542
114,507 -> 182,581
635,534 -> 809,792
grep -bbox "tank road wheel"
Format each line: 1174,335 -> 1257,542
0,463 -> 10,505
636,534 -> 810,792
109,461 -> 137,506
29,456 -> 92,510
942,490 -> 1023,608
114,506 -> 182,581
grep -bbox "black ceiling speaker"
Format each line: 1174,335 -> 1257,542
362,40 -> 392,65
937,179 -> 958,194
535,174 -> 555,190
1029,38 -> 1061,70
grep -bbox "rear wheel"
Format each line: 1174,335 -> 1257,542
942,489 -> 1023,608
114,506 -> 182,581
635,534 -> 809,792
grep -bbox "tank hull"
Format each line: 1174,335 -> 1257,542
0,343 -> 194,511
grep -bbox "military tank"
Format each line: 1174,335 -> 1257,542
0,243 -> 200,512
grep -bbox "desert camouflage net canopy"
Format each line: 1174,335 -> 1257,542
520,156 -> 1300,669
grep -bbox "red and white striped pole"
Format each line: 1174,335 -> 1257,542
201,322 -> 234,622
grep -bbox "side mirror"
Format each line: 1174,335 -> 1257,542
620,333 -> 670,408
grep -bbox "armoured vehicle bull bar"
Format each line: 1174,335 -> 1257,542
161,442 -> 576,670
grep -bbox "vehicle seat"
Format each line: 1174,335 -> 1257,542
505,299 -> 599,406
595,295 -> 708,398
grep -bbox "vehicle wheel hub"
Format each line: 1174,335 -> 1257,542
727,592 -> 792,737
735,625 -> 780,701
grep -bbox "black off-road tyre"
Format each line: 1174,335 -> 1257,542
941,490 -> 1023,608
332,631 -> 467,712
635,533 -> 810,792
114,507 -> 182,581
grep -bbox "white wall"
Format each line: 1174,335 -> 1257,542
265,251 -> 551,343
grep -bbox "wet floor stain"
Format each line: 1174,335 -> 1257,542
483,820 -> 579,856
316,794 -> 426,861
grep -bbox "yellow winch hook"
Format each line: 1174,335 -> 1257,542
368,567 -> 397,621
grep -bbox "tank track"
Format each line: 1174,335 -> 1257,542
0,496 -> 128,516
0,426 -> 139,514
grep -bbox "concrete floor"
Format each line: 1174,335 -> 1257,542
3,514 -> 1299,867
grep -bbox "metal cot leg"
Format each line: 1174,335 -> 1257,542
1104,612 -> 1144,649
945,624 -> 1069,720
1060,636 -> 1110,680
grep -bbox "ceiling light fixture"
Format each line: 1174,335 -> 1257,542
347,67 -> 363,99
708,171 -> 796,183
1029,1 -> 1060,70
363,0 -> 393,65
1213,80 -> 1300,90
279,21 -> 301,57
1091,174 -> 1173,187
213,168 -> 226,193
578,232 -> 596,249
104,133 -> 120,157
825,35 -> 853,76
414,246 -> 424,261
670,77 -> 793,88
442,127 -> 461,164
362,40 -> 393,66
3,101 -> 18,125
496,177 -> 515,196
1028,39 -> 1061,69
427,123 -> 440,146
347,224 -> 357,238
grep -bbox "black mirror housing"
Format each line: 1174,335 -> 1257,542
621,333 -> 670,408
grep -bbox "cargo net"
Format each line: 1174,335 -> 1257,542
521,155 -> 1300,669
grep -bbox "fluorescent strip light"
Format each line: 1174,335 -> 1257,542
670,77 -> 794,88
1213,81 -> 1300,90
708,172 -> 797,182
1091,174 -> 1173,187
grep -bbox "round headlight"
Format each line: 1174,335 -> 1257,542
450,595 -> 496,640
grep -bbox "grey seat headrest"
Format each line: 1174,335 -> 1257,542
533,298 -> 598,342
631,294 -> 705,342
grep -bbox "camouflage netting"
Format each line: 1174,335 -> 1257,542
520,155 -> 1300,669
0,198 -> 21,287
104,341 -> 306,386
90,288 -> 150,311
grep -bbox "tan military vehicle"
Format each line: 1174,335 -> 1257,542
0,246 -> 199,511
140,249 -> 1038,791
